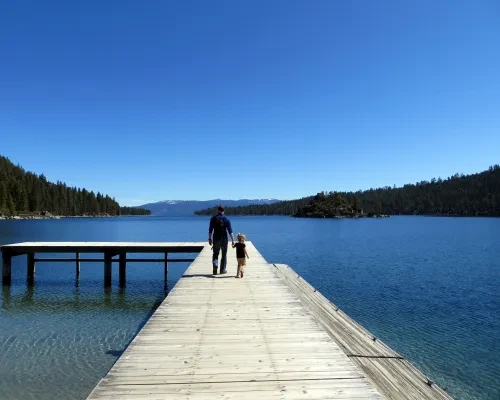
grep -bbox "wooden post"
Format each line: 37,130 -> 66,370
27,252 -> 36,284
104,252 -> 112,288
164,252 -> 168,292
119,253 -> 126,287
2,251 -> 12,286
76,252 -> 81,279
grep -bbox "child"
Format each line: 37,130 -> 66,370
232,233 -> 249,278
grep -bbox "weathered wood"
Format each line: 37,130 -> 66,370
119,253 -> 126,287
1,242 -> 205,254
104,252 -> 112,288
33,258 -> 195,263
27,252 -> 36,284
2,251 -> 12,286
0,242 -> 200,288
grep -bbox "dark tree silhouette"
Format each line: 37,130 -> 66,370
0,155 -> 151,216
195,166 -> 500,218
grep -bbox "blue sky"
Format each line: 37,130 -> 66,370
1,0 -> 499,205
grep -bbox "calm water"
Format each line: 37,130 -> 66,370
0,216 -> 498,399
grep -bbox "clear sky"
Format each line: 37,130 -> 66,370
1,1 -> 499,205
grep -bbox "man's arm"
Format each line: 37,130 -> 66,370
226,218 -> 235,245
208,217 -> 214,245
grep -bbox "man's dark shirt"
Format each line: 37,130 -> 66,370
234,242 -> 246,258
209,213 -> 233,240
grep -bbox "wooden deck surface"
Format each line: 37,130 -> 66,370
87,242 -> 383,399
1,242 -> 205,254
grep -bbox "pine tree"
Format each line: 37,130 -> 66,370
7,194 -> 16,216
16,184 -> 29,212
0,180 -> 7,213
353,196 -> 359,213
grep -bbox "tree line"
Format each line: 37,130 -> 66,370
195,197 -> 313,216
195,165 -> 500,217
0,155 -> 151,216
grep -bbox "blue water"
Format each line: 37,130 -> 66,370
0,216 -> 498,399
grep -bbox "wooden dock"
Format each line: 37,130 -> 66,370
1,242 -> 204,287
1,241 -> 454,399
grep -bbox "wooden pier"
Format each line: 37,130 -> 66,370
1,242 -> 203,287
0,241 -> 453,399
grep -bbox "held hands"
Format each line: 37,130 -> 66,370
231,243 -> 236,248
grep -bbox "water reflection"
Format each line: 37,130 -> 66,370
2,284 -> 164,313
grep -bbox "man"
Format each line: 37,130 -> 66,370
208,205 -> 234,275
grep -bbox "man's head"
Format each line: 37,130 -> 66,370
217,205 -> 225,214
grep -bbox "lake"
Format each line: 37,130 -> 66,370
0,216 -> 498,399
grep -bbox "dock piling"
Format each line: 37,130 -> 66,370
2,251 -> 12,286
75,252 -> 80,279
119,253 -> 126,287
27,252 -> 36,284
104,252 -> 112,287
164,252 -> 168,292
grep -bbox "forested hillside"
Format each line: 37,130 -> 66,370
141,199 -> 278,216
195,197 -> 312,216
196,166 -> 500,217
119,206 -> 152,216
0,155 -> 150,216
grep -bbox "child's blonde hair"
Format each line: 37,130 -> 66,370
237,233 -> 246,242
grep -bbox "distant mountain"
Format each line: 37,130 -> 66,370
139,199 -> 279,216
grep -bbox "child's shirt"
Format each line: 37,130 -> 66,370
234,242 -> 246,258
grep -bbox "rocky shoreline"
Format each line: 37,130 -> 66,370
0,211 -> 116,220
295,213 -> 390,219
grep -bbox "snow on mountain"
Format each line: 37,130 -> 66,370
139,199 -> 279,216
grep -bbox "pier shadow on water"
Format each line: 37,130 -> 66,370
105,349 -> 125,357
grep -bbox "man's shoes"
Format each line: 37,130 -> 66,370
213,266 -> 217,275
220,269 -> 227,275
213,260 -> 218,275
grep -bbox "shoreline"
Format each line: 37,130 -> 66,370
294,213 -> 390,219
0,213 -> 118,220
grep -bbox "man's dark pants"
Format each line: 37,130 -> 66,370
212,239 -> 228,273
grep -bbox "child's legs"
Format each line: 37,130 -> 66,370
237,258 -> 246,274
